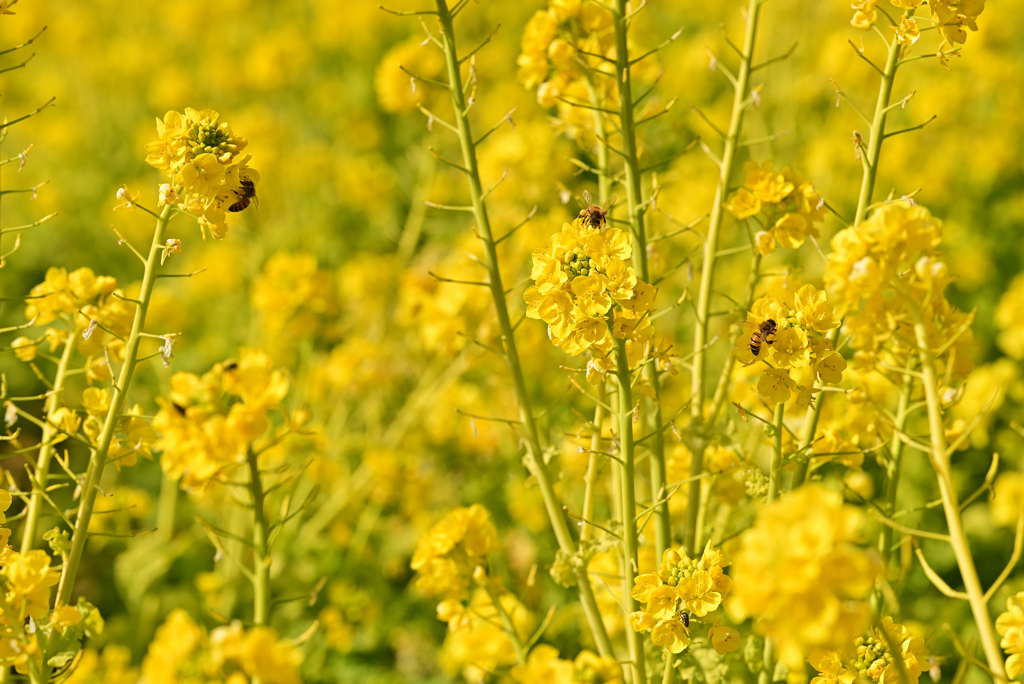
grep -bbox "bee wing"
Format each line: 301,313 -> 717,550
604,194 -> 619,212
582,189 -> 593,208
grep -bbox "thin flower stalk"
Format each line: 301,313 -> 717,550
758,400 -> 785,684
706,252 -> 762,426
614,337 -> 647,684
766,403 -> 784,504
580,382 -> 606,546
580,107 -> 611,550
55,204 -> 172,607
612,0 -> 671,561
686,0 -> 763,555
485,583 -> 528,666
34,204 -> 172,684
790,11 -> 906,490
877,365 -> 914,563
432,0 -> 614,657
904,291 -> 1007,682
247,447 -> 271,627
19,331 -> 76,553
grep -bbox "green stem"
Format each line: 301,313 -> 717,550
37,204 -> 172,684
758,641 -> 775,684
612,0 -> 670,561
904,293 -> 1006,682
583,80 -> 611,207
706,252 -> 762,427
662,652 -> 675,684
767,403 -> 784,505
854,26 -> 903,226
792,22 -> 905,491
614,337 -> 647,684
485,584 -> 527,665
877,364 -> 914,564
758,402 -> 785,684
433,0 -> 613,658
155,472 -> 178,546
20,329 -> 76,553
580,382 -> 606,546
787,329 -> 839,489
686,0 -> 762,555
247,447 -> 270,627
54,203 -> 171,608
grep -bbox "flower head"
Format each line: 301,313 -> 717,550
144,107 -> 257,239
525,216 -> 660,370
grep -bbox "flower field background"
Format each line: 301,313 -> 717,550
1,0 -> 1024,683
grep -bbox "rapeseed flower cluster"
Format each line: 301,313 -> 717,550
825,201 -> 974,378
411,504 -> 497,602
524,217 -> 657,377
629,542 -> 736,655
516,0 -> 660,142
729,485 -> 881,669
725,161 -> 825,256
849,0 -> 984,50
11,267 -> 159,466
139,609 -> 302,684
810,617 -> 930,683
735,285 -> 845,405
510,645 -> 622,684
144,107 -> 259,239
438,591 -> 534,684
997,592 -> 1024,680
152,349 -> 290,490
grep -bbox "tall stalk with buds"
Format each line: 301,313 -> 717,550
385,0 -> 615,657
685,0 -> 763,555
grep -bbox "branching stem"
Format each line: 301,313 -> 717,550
685,0 -> 763,555
432,0 -> 613,657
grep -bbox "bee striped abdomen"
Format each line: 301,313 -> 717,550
749,318 -> 777,357
229,177 -> 257,213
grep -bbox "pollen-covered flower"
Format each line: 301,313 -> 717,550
811,618 -> 929,683
524,217 -> 658,370
144,107 -> 258,239
725,162 -> 824,255
630,541 -> 731,654
2,550 -> 60,619
736,286 -> 843,405
728,484 -> 882,669
824,201 -> 973,377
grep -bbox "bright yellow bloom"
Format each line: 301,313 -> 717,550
997,592 -> 1024,679
726,188 -> 761,219
510,645 -> 573,684
757,367 -> 796,405
729,485 -> 881,669
650,618 -> 689,654
525,217 -> 660,364
2,550 -> 60,618
411,504 -> 497,601
708,624 -> 741,655
11,337 -> 35,362
892,16 -> 921,44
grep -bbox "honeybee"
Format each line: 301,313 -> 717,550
578,190 -> 616,229
749,318 -> 777,357
229,177 -> 258,213
681,611 -> 690,628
